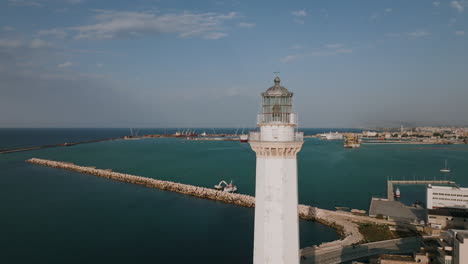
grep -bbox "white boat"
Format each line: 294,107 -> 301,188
324,132 -> 343,140
395,187 -> 401,198
240,134 -> 249,143
440,160 -> 451,173
214,180 -> 237,193
224,181 -> 238,193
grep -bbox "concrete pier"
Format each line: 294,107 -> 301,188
387,180 -> 455,201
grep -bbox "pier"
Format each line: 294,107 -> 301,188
27,158 -> 414,262
387,180 -> 456,201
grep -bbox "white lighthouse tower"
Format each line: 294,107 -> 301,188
249,77 -> 304,264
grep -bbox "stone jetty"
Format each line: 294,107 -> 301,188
26,158 -> 255,208
29,158 -> 406,250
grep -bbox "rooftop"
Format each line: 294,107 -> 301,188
262,77 -> 292,96
428,185 -> 468,191
369,198 -> 426,223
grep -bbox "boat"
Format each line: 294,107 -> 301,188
344,134 -> 361,148
240,134 -> 249,143
440,160 -> 451,173
395,187 -> 401,198
214,180 -> 237,193
323,132 -> 344,140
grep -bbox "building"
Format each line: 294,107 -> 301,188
370,253 -> 429,264
453,231 -> 468,264
435,230 -> 468,264
427,208 -> 468,230
249,77 -> 304,264
427,185 -> 468,210
426,185 -> 468,229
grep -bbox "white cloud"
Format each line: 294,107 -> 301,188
325,43 -> 343,49
385,8 -> 392,13
30,38 -> 52,48
203,32 -> 227,40
281,46 -> 352,63
0,38 -> 22,48
289,44 -> 304,49
2,26 -> 14,31
280,55 -> 299,63
238,22 -> 255,28
66,0 -> 84,4
433,1 -> 440,7
69,10 -> 237,40
449,17 -> 457,25
38,28 -> 67,38
292,10 -> 307,17
455,30 -> 465,35
58,61 -> 73,68
8,0 -> 41,7
407,30 -> 430,38
385,32 -> 401,38
450,1 -> 464,12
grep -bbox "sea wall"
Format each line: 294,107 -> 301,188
26,158 -> 364,248
26,158 -> 255,208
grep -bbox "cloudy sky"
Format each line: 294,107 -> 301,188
1,0 -> 467,128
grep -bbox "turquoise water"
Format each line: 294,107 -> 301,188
2,129 -> 468,263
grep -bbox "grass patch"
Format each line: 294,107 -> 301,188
358,223 -> 418,243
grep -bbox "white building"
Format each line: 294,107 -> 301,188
454,231 -> 468,264
426,185 -> 468,210
249,77 -> 304,264
436,230 -> 468,264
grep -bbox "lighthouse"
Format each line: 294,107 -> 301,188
249,77 -> 304,264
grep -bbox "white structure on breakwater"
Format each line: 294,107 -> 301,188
249,77 -> 304,264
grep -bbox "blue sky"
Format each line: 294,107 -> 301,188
1,0 -> 467,128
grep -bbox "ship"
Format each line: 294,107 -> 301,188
214,180 -> 238,193
395,187 -> 401,198
322,132 -> 344,140
344,134 -> 361,148
240,134 -> 249,143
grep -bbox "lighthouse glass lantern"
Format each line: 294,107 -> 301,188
260,77 -> 293,124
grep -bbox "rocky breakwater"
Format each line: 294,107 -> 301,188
27,158 -> 381,250
26,158 -> 255,208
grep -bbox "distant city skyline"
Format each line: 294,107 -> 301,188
1,0 -> 468,128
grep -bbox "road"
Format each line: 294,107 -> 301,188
300,237 -> 421,264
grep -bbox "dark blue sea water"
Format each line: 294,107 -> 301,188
0,128 -> 344,264
1,128 -> 468,264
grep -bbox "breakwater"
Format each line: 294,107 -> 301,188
1,138 -> 121,154
27,158 -> 390,250
26,158 -> 255,208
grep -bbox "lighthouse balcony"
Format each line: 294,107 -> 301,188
249,131 -> 303,142
257,113 -> 297,125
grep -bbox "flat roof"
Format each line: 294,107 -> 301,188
369,199 -> 426,222
428,185 -> 468,191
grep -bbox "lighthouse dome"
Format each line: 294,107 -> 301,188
263,77 -> 292,96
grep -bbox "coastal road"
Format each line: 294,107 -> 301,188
300,237 -> 421,264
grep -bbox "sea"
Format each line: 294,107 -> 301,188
1,128 -> 468,264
